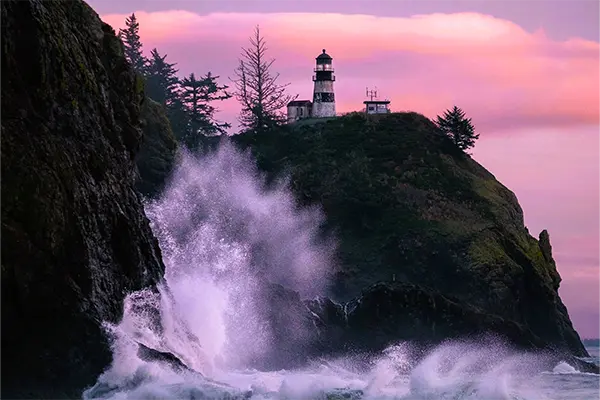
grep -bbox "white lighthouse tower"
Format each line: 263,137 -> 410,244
312,49 -> 336,118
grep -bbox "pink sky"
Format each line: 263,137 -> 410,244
97,3 -> 599,338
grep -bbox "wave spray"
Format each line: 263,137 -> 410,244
84,142 -> 597,400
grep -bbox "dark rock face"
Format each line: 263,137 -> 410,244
343,282 -> 546,351
235,111 -> 588,359
336,282 -> 598,373
135,98 -> 178,198
1,0 -> 165,397
137,343 -> 193,373
254,281 -> 598,374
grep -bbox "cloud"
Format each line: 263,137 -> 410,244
101,11 -> 599,131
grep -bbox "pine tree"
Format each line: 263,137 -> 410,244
166,96 -> 190,145
435,106 -> 480,151
145,48 -> 180,106
180,72 -> 232,149
231,25 -> 297,133
118,13 -> 147,75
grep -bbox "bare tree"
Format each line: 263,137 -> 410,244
231,25 -> 297,133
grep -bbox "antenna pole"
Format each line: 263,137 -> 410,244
366,87 -> 378,101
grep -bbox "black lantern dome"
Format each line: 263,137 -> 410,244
316,49 -> 332,64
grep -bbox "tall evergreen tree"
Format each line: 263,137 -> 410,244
145,48 -> 180,106
436,106 -> 480,151
166,96 -> 190,145
144,49 -> 189,144
118,13 -> 147,75
180,72 -> 232,149
231,25 -> 297,133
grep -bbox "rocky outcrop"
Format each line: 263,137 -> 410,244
235,111 -> 588,359
135,98 -> 178,198
250,281 -> 599,374
1,0 -> 165,397
339,282 -> 598,374
342,282 -> 547,350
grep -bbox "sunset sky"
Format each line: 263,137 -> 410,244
89,0 -> 599,338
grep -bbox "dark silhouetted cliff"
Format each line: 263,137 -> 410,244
1,0 -> 165,397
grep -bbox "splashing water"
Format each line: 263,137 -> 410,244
84,142 -> 599,400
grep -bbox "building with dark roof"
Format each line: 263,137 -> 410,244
286,100 -> 313,123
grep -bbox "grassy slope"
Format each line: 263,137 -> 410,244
233,111 -> 586,356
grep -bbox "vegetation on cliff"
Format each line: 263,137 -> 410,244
136,98 -> 178,197
231,25 -> 298,132
118,13 -> 232,149
232,111 -> 587,357
436,105 -> 480,151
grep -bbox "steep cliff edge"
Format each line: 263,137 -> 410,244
1,0 -> 165,397
233,112 -> 587,358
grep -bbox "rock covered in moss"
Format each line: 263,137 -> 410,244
235,111 -> 587,358
1,0 -> 164,397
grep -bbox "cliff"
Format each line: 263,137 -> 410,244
233,112 -> 588,358
1,0 -> 165,397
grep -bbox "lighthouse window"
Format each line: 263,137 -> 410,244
321,93 -> 335,102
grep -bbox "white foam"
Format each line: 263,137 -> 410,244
87,339 -> 586,400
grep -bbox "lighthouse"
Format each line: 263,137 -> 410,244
312,49 -> 336,118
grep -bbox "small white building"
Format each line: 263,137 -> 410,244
363,88 -> 391,114
286,100 -> 313,123
364,99 -> 391,114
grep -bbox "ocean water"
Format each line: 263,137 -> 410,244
85,343 -> 600,400
584,345 -> 599,361
84,334 -> 600,400
84,143 -> 599,400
